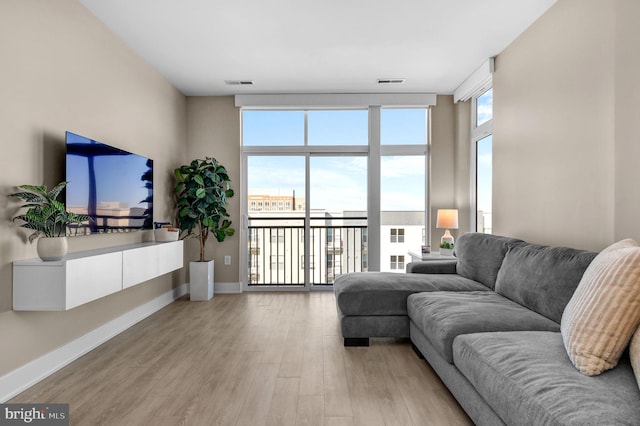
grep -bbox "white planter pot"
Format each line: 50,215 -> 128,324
440,248 -> 454,256
189,260 -> 214,301
37,237 -> 68,261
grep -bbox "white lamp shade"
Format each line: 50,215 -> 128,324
436,209 -> 459,229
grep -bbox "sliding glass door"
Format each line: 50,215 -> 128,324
309,156 -> 367,285
247,156 -> 305,286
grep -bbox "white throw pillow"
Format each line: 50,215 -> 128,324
561,239 -> 640,376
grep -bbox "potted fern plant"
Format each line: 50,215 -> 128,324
9,182 -> 91,261
174,157 -> 234,301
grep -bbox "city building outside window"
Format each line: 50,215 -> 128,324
390,255 -> 405,270
327,228 -> 334,243
270,228 -> 285,243
390,228 -> 405,243
327,253 -> 334,269
270,255 -> 284,268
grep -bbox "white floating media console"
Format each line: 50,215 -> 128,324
13,241 -> 183,311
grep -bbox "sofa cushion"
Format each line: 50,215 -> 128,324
453,331 -> 640,426
407,291 -> 559,363
632,329 -> 640,390
495,244 -> 596,323
406,259 -> 457,274
561,239 -> 640,376
334,272 -> 489,316
454,233 -> 524,290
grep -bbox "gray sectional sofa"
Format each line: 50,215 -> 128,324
333,233 -> 640,425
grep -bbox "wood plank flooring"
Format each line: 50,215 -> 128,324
11,292 -> 472,426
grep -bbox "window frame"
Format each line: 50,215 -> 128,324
241,106 -> 430,290
470,86 -> 493,233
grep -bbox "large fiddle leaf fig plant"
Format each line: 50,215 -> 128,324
9,182 -> 91,242
174,157 -> 235,262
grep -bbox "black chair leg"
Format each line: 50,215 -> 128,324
412,343 -> 425,359
344,337 -> 369,347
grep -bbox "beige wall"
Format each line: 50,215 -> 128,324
614,0 -> 640,242
453,100 -> 472,236
493,0 -> 617,251
0,0 -> 187,376
430,95 -> 458,248
186,97 -> 241,284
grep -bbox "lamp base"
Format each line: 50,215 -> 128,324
440,229 -> 454,245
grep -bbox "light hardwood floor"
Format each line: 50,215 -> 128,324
12,292 -> 472,426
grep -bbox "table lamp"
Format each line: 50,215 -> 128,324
436,209 -> 458,245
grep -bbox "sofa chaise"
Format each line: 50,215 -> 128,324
333,233 -> 640,425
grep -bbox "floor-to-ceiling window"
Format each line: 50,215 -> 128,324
241,100 -> 430,289
380,108 -> 428,273
472,88 -> 493,233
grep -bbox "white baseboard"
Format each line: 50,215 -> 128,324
214,282 -> 242,294
0,283 -> 188,403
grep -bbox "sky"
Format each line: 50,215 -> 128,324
244,103 -> 491,215
475,88 -> 493,213
244,109 -> 427,213
247,155 -> 425,213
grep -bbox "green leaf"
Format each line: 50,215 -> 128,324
9,181 -> 80,239
173,157 -> 235,249
9,192 -> 45,203
50,199 -> 65,212
48,181 -> 68,200
18,184 -> 47,193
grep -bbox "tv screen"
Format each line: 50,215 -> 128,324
65,131 -> 153,234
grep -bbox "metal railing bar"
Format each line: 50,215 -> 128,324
247,221 -> 368,286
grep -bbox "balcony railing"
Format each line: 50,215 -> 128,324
247,216 -> 368,286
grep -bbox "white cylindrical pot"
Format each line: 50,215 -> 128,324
440,248 -> 454,256
189,260 -> 214,301
37,237 -> 68,261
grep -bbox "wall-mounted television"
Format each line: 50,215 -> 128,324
65,131 -> 153,234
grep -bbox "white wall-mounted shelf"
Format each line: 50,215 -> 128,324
13,241 -> 183,311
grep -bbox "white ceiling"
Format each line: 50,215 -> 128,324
79,0 -> 557,97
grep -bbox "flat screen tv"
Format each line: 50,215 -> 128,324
65,131 -> 153,234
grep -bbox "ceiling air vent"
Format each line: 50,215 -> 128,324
377,78 -> 405,84
225,80 -> 254,86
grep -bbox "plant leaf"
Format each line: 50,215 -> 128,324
48,181 -> 68,200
